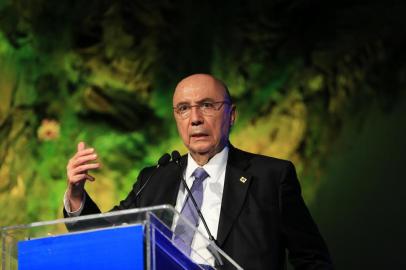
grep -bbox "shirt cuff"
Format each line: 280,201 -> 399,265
63,190 -> 86,217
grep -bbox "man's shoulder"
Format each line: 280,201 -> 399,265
231,146 -> 292,165
140,160 -> 180,175
228,147 -> 298,191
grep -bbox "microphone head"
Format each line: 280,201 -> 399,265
171,150 -> 181,163
158,153 -> 171,166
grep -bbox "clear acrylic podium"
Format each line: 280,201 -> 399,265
1,205 -> 243,270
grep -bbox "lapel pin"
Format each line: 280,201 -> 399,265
240,176 -> 247,183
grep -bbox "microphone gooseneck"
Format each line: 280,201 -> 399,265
172,150 -> 224,266
135,153 -> 171,198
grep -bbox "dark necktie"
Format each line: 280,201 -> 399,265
174,167 -> 209,255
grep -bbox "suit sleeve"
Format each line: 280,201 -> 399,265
62,167 -> 149,218
62,191 -> 104,231
63,190 -> 101,218
280,162 -> 334,270
62,168 -> 150,231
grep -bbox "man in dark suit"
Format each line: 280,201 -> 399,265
64,74 -> 333,269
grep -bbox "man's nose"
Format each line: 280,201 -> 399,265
190,106 -> 203,126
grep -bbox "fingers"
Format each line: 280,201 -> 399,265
71,153 -> 98,167
67,141 -> 100,187
86,174 -> 95,181
72,163 -> 100,175
73,147 -> 96,160
77,141 -> 85,152
70,173 -> 95,183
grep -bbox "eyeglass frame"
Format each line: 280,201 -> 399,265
173,100 -> 232,119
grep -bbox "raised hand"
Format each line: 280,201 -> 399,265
66,142 -> 100,211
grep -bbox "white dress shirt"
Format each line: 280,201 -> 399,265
174,146 -> 228,265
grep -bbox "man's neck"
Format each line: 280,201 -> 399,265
190,144 -> 227,166
190,153 -> 211,166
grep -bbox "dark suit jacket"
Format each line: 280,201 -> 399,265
64,146 -> 333,270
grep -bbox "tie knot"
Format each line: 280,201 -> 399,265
192,167 -> 209,182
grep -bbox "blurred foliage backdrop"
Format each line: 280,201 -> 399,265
1,0 -> 405,268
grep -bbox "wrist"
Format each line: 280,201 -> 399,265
67,189 -> 84,212
68,182 -> 84,198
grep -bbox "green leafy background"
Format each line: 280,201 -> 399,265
1,0 -> 405,269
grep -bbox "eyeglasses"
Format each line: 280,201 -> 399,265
173,101 -> 231,119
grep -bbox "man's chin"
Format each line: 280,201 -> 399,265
188,143 -> 213,155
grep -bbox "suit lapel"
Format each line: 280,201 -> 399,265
216,146 -> 252,246
147,148 -> 251,246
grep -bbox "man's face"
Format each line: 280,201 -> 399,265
173,74 -> 236,157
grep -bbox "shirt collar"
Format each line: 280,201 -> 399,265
186,146 -> 229,182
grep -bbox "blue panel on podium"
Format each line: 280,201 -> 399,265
18,225 -> 144,270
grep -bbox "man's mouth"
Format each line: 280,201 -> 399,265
191,133 -> 208,138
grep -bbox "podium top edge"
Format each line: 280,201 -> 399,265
1,204 -> 177,232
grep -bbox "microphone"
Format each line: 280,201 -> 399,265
157,153 -> 172,167
134,153 -> 171,199
171,151 -> 223,266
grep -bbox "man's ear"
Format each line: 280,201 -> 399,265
230,105 -> 236,126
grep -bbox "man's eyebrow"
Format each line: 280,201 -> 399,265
174,98 -> 216,106
174,101 -> 190,107
196,98 -> 216,103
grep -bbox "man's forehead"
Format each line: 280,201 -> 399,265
173,75 -> 226,103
